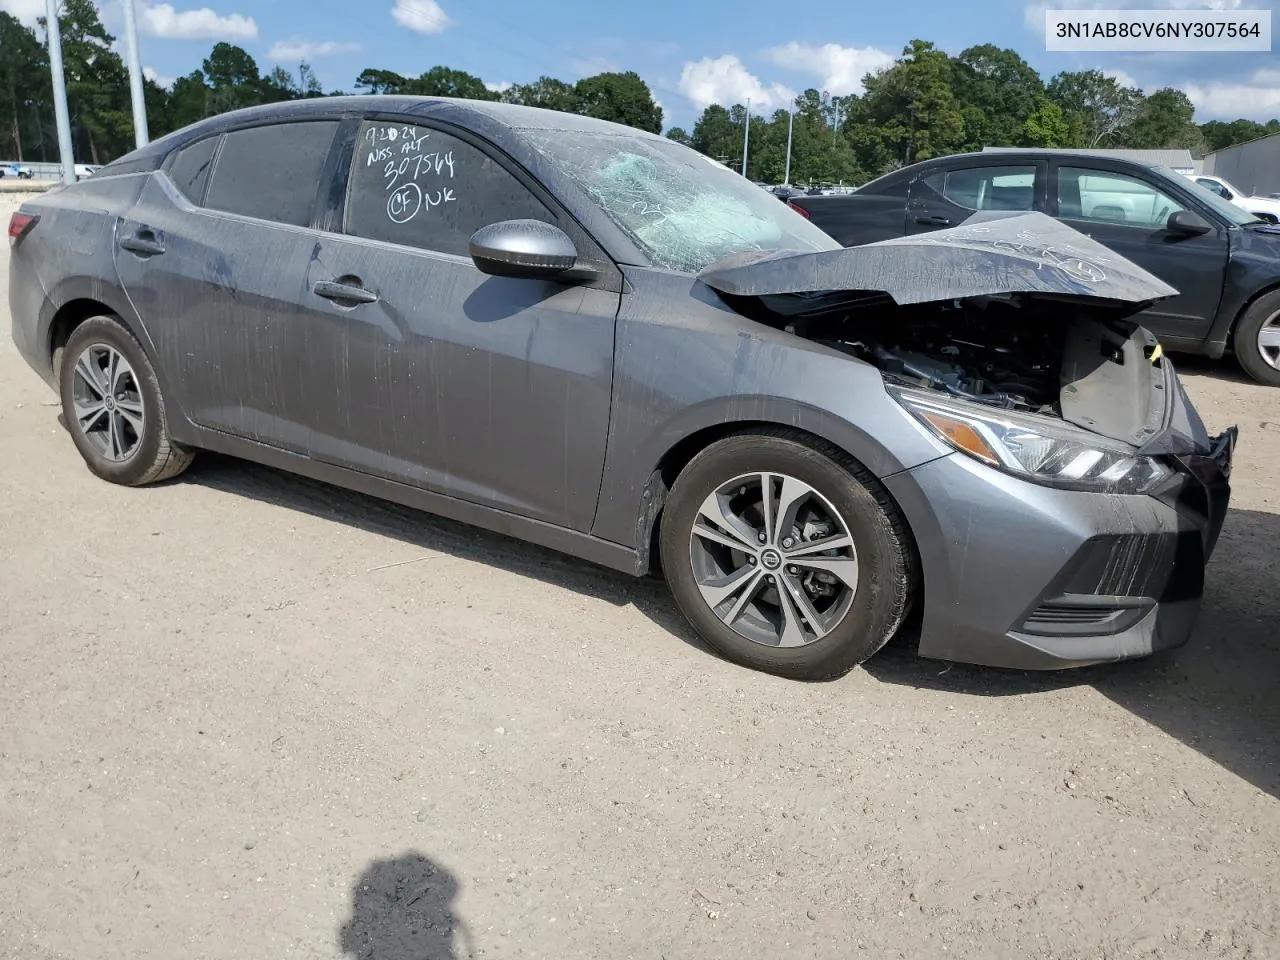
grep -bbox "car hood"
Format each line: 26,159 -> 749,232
697,211 -> 1177,314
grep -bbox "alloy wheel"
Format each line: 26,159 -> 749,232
687,472 -> 859,648
71,343 -> 145,462
1258,310 -> 1280,371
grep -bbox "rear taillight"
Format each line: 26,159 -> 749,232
8,212 -> 37,247
787,200 -> 811,220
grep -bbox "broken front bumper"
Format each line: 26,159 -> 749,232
883,427 -> 1235,670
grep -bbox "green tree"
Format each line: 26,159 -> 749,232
355,68 -> 407,95
572,71 -> 662,133
169,69 -> 212,129
502,75 -> 576,111
409,66 -> 495,99
952,44 -> 1044,149
855,40 -> 966,167
690,104 -> 740,164
1124,87 -> 1197,148
1200,117 -> 1276,152
1020,97 -> 1072,148
41,0 -> 133,163
202,42 -> 263,115
665,126 -> 691,145
0,13 -> 47,160
1046,69 -> 1143,148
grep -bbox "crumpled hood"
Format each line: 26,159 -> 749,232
698,211 -> 1178,312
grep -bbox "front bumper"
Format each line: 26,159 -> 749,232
884,427 -> 1235,670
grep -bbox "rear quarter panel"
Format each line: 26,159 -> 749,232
9,175 -> 150,389
791,195 -> 908,246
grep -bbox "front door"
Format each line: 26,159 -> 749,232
1050,163 -> 1230,346
288,117 -> 620,532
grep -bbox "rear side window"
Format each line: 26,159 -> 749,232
166,136 -> 219,204
205,121 -> 339,227
924,165 -> 1036,211
344,120 -> 553,256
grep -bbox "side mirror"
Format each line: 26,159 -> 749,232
1167,209 -> 1212,236
469,219 -> 578,280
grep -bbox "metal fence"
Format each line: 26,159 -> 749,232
0,161 -> 71,181
1200,134 -> 1280,197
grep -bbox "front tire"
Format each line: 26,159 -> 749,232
58,315 -> 195,485
1233,290 -> 1280,387
659,431 -> 916,680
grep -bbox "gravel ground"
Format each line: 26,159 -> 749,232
1,191 -> 1277,960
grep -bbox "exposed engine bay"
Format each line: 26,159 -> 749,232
737,290 -> 1134,416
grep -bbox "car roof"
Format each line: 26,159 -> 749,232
143,95 -> 662,153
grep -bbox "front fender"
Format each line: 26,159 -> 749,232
590,269 -> 949,552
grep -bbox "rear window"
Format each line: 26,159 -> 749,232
205,121 -> 338,227
166,136 -> 219,204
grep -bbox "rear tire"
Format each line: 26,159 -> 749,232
659,430 -> 916,680
58,315 -> 194,486
1233,290 -> 1280,387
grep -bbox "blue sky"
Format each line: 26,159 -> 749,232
4,0 -> 1279,129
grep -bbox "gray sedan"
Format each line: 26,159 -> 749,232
8,97 -> 1236,678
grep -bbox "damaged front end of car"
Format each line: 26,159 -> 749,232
699,211 -> 1234,515
698,212 -> 1237,667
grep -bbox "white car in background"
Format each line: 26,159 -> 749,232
1187,174 -> 1280,223
74,164 -> 100,180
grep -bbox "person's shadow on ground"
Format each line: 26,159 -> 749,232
339,852 -> 470,960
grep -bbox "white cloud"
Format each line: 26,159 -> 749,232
484,80 -> 512,93
1186,69 -> 1280,118
267,40 -> 362,61
139,3 -> 257,40
0,0 -> 43,26
1103,68 -> 1142,91
143,66 -> 176,88
571,56 -> 621,76
764,42 -> 893,96
678,55 -> 796,111
391,0 -> 451,35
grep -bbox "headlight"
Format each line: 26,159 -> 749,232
891,387 -> 1171,495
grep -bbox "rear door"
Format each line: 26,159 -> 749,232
1049,161 -> 1229,345
906,159 -> 1046,234
115,119 -> 340,449
281,116 -> 620,531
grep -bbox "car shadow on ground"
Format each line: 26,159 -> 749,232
864,506 -> 1280,802
1169,352 -> 1256,386
185,454 -> 708,651
188,456 -> 1279,802
340,851 -> 470,960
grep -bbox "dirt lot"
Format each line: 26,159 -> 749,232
1,190 -> 1277,960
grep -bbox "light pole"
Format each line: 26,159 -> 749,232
44,0 -> 76,184
120,0 -> 149,147
783,108 -> 794,185
741,97 -> 751,179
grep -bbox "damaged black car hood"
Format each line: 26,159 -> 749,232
697,211 -> 1178,310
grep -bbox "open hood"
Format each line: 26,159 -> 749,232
697,211 -> 1177,313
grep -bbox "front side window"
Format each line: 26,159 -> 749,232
344,120 -> 553,257
1058,167 -> 1185,228
204,121 -> 339,227
921,165 -> 1036,212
